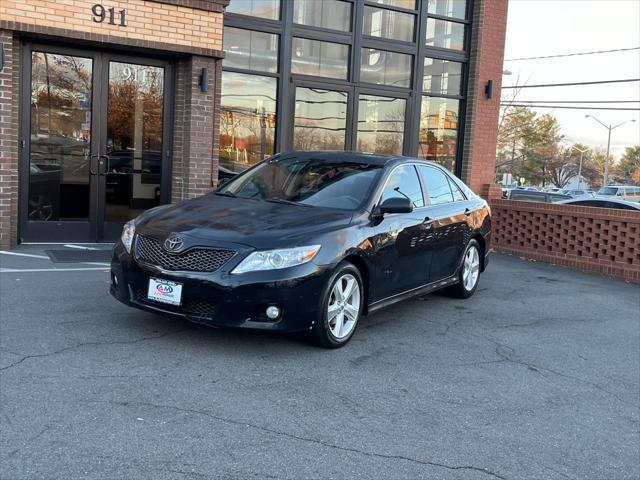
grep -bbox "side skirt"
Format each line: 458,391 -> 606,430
367,275 -> 459,314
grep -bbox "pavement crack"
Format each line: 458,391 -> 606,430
112,400 -> 507,479
0,327 -> 192,373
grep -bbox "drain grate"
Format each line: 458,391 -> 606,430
45,250 -> 112,263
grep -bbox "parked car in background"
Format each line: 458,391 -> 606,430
560,189 -> 594,197
557,196 -> 640,211
110,152 -> 492,348
544,187 -> 562,193
597,185 -> 640,202
507,189 -> 571,203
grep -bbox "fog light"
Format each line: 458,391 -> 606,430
265,305 -> 281,320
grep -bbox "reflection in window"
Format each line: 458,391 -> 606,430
363,6 -> 415,42
294,87 -> 347,151
360,49 -> 412,87
293,0 -> 351,31
418,165 -> 454,205
427,0 -> 467,19
357,95 -> 406,155
423,58 -> 462,95
29,52 -> 93,221
371,0 -> 416,9
220,72 -> 277,173
292,38 -> 349,79
226,0 -> 280,20
223,27 -> 279,73
425,18 -> 465,50
381,165 -> 424,208
419,96 -> 460,172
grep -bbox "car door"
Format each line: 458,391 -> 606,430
368,164 -> 433,300
417,165 -> 470,283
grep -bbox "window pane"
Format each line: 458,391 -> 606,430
371,0 -> 416,9
381,165 -> 424,208
357,95 -> 406,154
448,177 -> 465,201
294,87 -> 347,151
425,18 -> 465,50
418,166 -> 454,205
363,6 -> 415,42
220,72 -> 277,173
223,27 -> 278,73
423,58 -> 462,95
292,38 -> 349,79
226,0 -> 280,19
293,0 -> 351,31
427,0 -> 467,19
419,96 -> 460,172
360,49 -> 412,87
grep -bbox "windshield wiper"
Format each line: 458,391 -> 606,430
265,197 -> 312,207
214,191 -> 237,198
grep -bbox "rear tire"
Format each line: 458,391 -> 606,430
312,262 -> 364,349
445,239 -> 481,299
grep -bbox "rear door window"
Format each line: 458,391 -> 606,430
418,166 -> 454,205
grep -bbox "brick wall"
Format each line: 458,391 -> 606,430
171,56 -> 220,201
461,0 -> 508,199
0,0 -> 223,54
491,199 -> 640,283
0,30 -> 19,250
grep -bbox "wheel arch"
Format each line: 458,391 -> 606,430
472,233 -> 487,272
342,254 -> 371,314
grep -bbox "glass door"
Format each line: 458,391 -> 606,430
99,59 -> 168,241
20,44 -> 173,243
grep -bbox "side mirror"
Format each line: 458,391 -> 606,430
378,197 -> 413,215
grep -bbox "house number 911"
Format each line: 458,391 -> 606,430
92,4 -> 127,26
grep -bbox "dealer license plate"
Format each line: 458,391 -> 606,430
147,278 -> 183,306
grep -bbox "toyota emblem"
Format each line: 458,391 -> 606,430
164,234 -> 184,252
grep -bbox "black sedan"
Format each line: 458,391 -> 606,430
110,152 -> 491,348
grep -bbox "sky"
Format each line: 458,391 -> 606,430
502,0 -> 640,159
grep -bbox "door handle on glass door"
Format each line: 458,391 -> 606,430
89,154 -> 99,175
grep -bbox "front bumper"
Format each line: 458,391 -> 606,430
110,242 -> 332,332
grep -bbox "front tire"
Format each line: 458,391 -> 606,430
446,239 -> 481,299
312,262 -> 364,349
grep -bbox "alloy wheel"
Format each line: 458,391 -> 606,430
327,273 -> 360,339
463,245 -> 480,291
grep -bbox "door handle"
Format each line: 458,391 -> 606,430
89,154 -> 99,175
464,208 -> 472,217
423,216 -> 435,229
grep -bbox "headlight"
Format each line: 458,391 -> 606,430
121,220 -> 136,253
231,245 -> 321,274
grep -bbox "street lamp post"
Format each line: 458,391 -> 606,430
585,115 -> 636,186
571,145 -> 589,190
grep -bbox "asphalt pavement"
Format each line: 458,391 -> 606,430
1,246 -> 638,480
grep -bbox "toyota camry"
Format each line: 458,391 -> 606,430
110,151 -> 491,348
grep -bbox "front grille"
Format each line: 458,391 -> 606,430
135,235 -> 235,272
131,287 -> 218,319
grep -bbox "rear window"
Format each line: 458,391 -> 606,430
598,187 -> 618,195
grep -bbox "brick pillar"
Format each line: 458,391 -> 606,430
460,0 -> 508,200
0,30 -> 19,249
171,55 -> 221,202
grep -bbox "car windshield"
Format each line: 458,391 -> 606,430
598,187 -> 618,195
217,156 -> 383,210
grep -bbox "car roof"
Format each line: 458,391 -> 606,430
279,150 -> 444,168
558,196 -> 640,208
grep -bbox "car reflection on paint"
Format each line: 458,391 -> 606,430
110,151 -> 491,348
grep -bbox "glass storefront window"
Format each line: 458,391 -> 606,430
363,6 -> 415,42
360,49 -> 412,87
357,95 -> 406,154
226,0 -> 280,20
427,0 -> 467,20
371,0 -> 416,10
220,72 -> 277,173
291,38 -> 349,80
419,96 -> 460,172
223,27 -> 279,73
423,58 -> 462,95
294,87 -> 348,150
293,0 -> 351,32
425,18 -> 465,50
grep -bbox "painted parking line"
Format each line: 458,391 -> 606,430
63,244 -> 100,250
0,251 -> 50,260
0,267 -> 109,273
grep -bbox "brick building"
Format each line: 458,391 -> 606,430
0,0 -> 507,248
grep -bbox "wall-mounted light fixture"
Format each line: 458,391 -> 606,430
484,80 -> 493,99
199,67 -> 208,93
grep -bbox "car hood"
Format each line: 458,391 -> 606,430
136,194 -> 354,249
